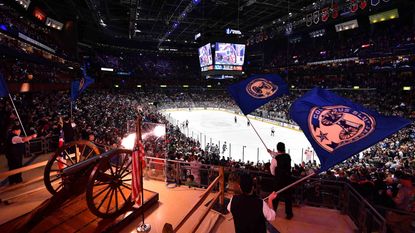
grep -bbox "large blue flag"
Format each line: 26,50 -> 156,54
228,74 -> 289,115
70,68 -> 94,102
0,73 -> 9,97
290,87 -> 411,172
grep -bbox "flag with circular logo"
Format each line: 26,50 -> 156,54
290,87 -> 411,172
70,67 -> 94,102
227,74 -> 289,115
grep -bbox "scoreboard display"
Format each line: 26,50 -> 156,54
198,42 -> 246,78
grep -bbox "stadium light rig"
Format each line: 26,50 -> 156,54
158,0 -> 201,47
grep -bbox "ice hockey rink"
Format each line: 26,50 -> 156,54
162,108 -> 318,166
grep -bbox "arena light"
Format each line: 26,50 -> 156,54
335,20 -> 359,32
207,85 -> 212,88
115,84 -> 119,88
369,9 -> 399,24
403,86 -> 411,91
137,85 -> 142,88
160,85 -> 167,88
153,125 -> 166,138
353,86 -> 360,90
45,17 -> 63,30
101,67 -> 114,72
182,85 -> 189,88
121,133 -> 136,150
15,0 -> 30,10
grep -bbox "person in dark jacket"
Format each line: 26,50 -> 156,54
268,142 -> 294,219
5,125 -> 37,184
228,173 -> 278,233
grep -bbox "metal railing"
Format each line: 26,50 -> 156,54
23,136 -> 59,157
144,157 -> 415,233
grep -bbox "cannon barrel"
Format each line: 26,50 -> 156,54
62,148 -> 132,176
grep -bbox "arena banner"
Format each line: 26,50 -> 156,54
0,73 -> 9,97
289,87 -> 411,172
70,67 -> 94,101
227,74 -> 289,115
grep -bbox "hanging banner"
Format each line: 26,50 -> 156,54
332,3 -> 339,19
313,11 -> 320,24
350,0 -> 359,12
371,0 -> 380,6
359,0 -> 368,9
321,7 -> 329,22
306,13 -> 313,27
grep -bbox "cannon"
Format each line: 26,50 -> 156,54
43,141 -> 136,218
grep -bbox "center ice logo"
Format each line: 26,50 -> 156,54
308,105 -> 376,152
245,78 -> 278,99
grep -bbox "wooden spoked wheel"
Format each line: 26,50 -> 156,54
44,140 -> 100,195
86,149 -> 134,218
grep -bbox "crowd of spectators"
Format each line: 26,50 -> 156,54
0,56 -> 72,83
266,22 -> 415,68
0,5 -> 59,51
0,85 -> 414,219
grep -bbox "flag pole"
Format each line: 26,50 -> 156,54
263,172 -> 316,200
245,115 -> 269,150
70,101 -> 73,120
8,93 -> 27,137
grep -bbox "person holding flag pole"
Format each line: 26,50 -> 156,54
1,73 -> 37,185
228,77 -> 412,214
0,73 -> 28,137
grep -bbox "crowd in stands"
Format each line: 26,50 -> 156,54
0,56 -> 72,83
88,51 -> 199,81
266,22 -> 415,68
0,5 -> 58,50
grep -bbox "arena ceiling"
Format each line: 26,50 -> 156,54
37,0 -> 315,46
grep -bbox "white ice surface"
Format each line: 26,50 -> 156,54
162,109 -> 319,166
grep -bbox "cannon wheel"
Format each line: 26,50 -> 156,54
86,149 -> 134,218
44,140 -> 101,195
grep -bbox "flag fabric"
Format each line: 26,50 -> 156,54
228,74 -> 289,115
132,140 -> 146,206
0,73 -> 9,97
70,68 -> 94,101
290,87 -> 411,172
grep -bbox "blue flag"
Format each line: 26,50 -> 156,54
0,73 -> 9,97
70,68 -> 94,102
290,87 -> 411,172
228,74 -> 289,115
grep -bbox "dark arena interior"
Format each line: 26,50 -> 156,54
0,0 -> 415,232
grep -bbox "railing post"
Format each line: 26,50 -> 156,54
176,162 -> 181,186
219,166 -> 225,207
229,143 -> 231,159
257,147 -> 259,164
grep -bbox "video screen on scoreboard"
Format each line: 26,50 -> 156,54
198,43 -> 213,67
214,43 -> 245,66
